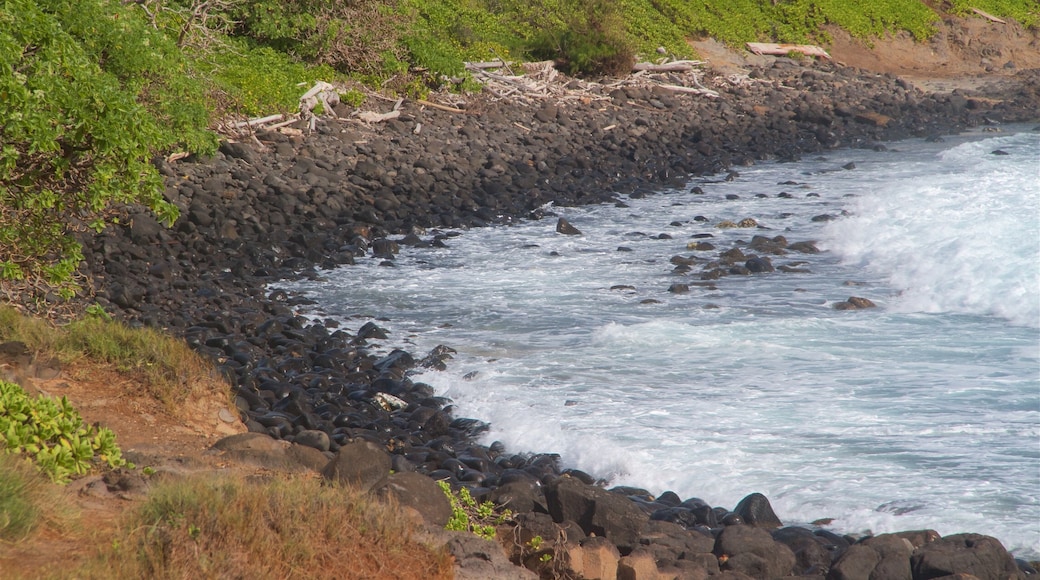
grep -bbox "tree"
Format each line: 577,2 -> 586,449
0,0 -> 215,301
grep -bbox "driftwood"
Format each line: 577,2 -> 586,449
233,114 -> 283,129
416,99 -> 466,113
657,84 -> 720,98
972,8 -> 1007,24
463,58 -> 719,105
466,60 -> 510,69
632,60 -> 706,72
746,42 -> 831,60
357,110 -> 401,123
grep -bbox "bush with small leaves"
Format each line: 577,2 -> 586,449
0,0 -> 216,301
0,380 -> 127,483
438,480 -> 511,540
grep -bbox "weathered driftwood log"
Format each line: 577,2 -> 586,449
746,42 -> 831,59
357,110 -> 402,123
233,114 -> 283,129
972,8 -> 1007,23
632,60 -> 706,72
416,99 -> 466,113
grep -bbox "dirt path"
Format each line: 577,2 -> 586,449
693,15 -> 1039,94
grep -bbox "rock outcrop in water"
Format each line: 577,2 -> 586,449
80,61 -> 1040,579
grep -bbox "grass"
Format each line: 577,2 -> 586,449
70,474 -> 454,580
0,305 -> 228,410
0,453 -> 73,543
0,454 -> 44,541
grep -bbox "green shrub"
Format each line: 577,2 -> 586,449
196,39 -> 340,117
438,480 -> 510,540
0,0 -> 215,300
0,380 -> 127,483
508,0 -> 635,75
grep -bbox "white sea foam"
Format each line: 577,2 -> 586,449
823,132 -> 1040,327
283,128 -> 1040,559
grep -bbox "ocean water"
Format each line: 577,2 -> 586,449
282,127 -> 1040,558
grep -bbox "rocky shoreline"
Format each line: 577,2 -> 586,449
83,60 -> 1039,579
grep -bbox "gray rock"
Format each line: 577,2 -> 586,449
378,471 -> 452,527
293,429 -> 330,452
320,440 -> 391,493
714,524 -> 796,578
556,218 -> 583,235
734,492 -> 783,529
910,533 -> 1024,580
545,476 -> 648,552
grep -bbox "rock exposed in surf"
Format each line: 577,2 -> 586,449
556,218 -> 583,235
734,492 -> 783,529
834,296 -> 877,310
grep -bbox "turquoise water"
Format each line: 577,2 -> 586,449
284,127 -> 1040,557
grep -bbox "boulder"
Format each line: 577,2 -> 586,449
714,524 -> 796,578
618,548 -> 667,580
433,529 -> 538,580
733,493 -> 783,529
773,526 -> 835,576
556,217 -> 583,235
565,536 -> 621,580
545,476 -> 648,551
910,533 -> 1024,580
378,471 -> 452,527
320,440 -> 391,493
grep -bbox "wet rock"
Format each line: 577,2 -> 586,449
834,296 -> 877,310
734,493 -> 783,529
745,256 -> 775,273
556,218 -> 583,236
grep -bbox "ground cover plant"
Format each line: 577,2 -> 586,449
0,380 -> 127,483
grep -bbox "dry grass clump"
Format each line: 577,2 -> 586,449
0,305 -> 229,410
0,452 -> 74,542
73,474 -> 454,580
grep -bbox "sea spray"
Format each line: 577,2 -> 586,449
282,127 -> 1040,558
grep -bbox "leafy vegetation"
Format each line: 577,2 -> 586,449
0,380 -> 127,483
72,474 -> 454,579
0,0 -> 216,300
439,479 -> 511,540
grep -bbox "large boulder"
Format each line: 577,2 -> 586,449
320,439 -> 391,493
733,493 -> 783,529
828,533 -> 914,580
910,533 -> 1024,580
714,524 -> 796,579
377,471 -> 452,527
544,475 -> 649,551
773,526 -> 836,576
